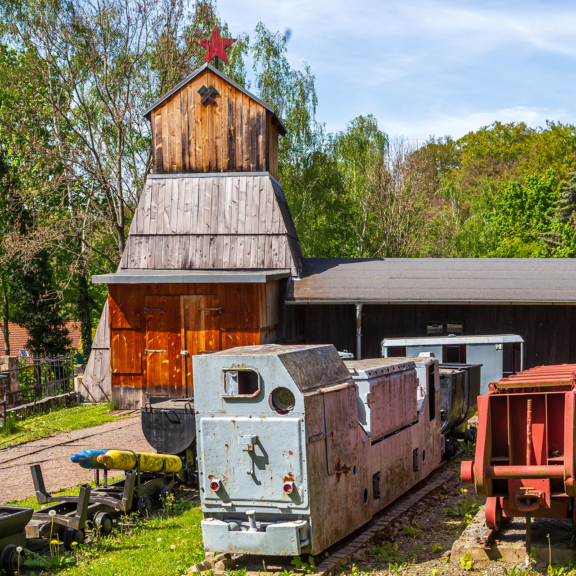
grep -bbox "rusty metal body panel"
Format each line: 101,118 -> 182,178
194,345 -> 441,556
461,364 -> 576,527
345,358 -> 418,441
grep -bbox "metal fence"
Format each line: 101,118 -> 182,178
1,354 -> 76,423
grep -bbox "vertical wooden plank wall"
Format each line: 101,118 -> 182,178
109,282 -> 280,408
82,304 -> 112,403
150,70 -> 276,175
259,279 -> 280,343
266,116 -> 279,180
280,303 -> 576,373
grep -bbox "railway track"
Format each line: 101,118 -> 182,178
314,453 -> 462,576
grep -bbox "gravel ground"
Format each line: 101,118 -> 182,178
0,413 -> 153,502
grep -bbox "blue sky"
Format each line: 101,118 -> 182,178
218,0 -> 576,140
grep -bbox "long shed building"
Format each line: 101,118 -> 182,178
83,63 -> 576,408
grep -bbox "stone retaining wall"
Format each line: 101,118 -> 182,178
5,391 -> 77,420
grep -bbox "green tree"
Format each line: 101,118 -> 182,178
368,138 -> 437,257
484,172 -> 559,258
334,115 -> 388,257
11,250 -> 71,356
553,173 -> 576,225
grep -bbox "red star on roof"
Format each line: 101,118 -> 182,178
197,25 -> 236,66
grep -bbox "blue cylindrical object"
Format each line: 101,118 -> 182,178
71,449 -> 108,470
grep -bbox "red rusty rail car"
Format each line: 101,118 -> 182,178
461,364 -> 576,536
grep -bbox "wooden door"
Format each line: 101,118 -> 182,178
144,296 -> 182,398
181,295 -> 221,396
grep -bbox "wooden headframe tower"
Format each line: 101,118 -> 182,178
82,63 -> 302,409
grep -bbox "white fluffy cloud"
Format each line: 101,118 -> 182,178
218,0 -> 576,139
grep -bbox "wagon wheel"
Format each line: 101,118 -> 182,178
63,527 -> 85,550
137,495 -> 154,515
0,544 -> 24,576
94,511 -> 113,536
485,497 -> 502,531
160,485 -> 175,501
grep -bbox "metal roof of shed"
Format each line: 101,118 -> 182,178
382,335 -> 524,346
287,258 -> 576,304
92,269 -> 291,284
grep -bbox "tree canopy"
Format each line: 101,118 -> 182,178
1,0 -> 576,356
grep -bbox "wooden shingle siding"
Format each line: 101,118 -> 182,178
120,175 -> 301,275
149,69 -> 279,175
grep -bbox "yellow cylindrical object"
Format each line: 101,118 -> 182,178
96,450 -> 182,473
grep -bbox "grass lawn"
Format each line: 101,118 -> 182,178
0,403 -> 124,449
10,487 -> 205,576
65,501 -> 206,576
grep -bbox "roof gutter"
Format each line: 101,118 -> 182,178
285,300 -> 576,306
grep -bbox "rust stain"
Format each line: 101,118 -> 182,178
289,451 -> 293,456
334,458 -> 352,482
283,472 -> 295,483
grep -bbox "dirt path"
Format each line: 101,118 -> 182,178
0,414 -> 153,502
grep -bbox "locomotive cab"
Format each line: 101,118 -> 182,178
194,344 -> 441,556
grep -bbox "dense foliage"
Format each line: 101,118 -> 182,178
0,0 -> 575,355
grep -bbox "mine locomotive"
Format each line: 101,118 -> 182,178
192,344 -> 441,556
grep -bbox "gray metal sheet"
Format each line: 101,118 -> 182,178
92,269 -> 291,284
466,344 -> 504,395
406,345 -> 444,359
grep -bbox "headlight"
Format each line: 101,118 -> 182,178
270,387 -> 295,414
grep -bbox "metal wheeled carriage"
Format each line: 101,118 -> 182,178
0,506 -> 33,576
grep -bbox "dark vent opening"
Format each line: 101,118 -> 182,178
372,472 -> 381,499
238,371 -> 259,395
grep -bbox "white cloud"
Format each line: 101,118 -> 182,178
217,0 -> 576,139
382,106 -> 571,140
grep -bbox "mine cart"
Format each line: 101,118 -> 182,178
141,398 -> 197,486
0,506 -> 33,576
32,450 -> 177,531
28,469 -> 96,547
461,364 -> 576,547
440,363 -> 481,438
